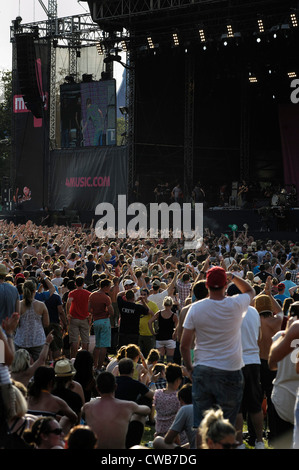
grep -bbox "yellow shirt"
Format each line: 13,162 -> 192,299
139,300 -> 159,336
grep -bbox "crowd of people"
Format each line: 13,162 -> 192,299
0,217 -> 299,450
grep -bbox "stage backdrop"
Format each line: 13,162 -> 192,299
49,146 -> 128,211
279,104 -> 299,199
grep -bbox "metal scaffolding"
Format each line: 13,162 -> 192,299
10,12 -> 104,148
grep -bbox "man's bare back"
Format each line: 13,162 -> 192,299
259,315 -> 282,360
82,395 -> 149,449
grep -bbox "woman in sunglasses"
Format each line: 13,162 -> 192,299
199,407 -> 238,449
23,416 -> 65,449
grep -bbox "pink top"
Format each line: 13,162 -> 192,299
153,388 -> 180,435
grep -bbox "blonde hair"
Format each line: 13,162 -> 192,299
199,407 -> 236,449
163,296 -> 173,307
11,385 -> 28,419
11,348 -> 31,373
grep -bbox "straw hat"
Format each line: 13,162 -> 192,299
54,359 -> 76,377
254,295 -> 272,314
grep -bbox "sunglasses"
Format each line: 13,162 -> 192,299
47,428 -> 63,435
218,442 -> 238,449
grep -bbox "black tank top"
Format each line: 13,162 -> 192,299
156,312 -> 175,341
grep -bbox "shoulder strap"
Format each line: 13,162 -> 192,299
8,417 -> 21,433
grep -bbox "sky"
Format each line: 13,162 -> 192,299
0,0 -> 125,87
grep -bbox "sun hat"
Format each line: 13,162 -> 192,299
254,295 -> 272,314
0,264 -> 8,276
206,266 -> 227,289
54,359 -> 76,377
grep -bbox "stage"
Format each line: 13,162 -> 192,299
1,207 -> 298,242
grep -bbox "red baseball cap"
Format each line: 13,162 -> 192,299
206,266 -> 227,289
15,273 -> 25,280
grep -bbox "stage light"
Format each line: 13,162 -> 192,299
288,72 -> 297,78
147,37 -> 154,49
96,42 -> 104,55
13,16 -> 22,33
248,73 -> 257,83
173,32 -> 179,46
290,12 -> 298,27
256,37 -> 262,43
121,41 -> 128,52
199,29 -> 206,42
223,40 -> 228,46
227,24 -> 234,38
119,106 -> 129,115
257,18 -> 264,33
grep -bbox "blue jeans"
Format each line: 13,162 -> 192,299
192,365 -> 244,428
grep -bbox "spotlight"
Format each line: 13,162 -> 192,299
256,37 -> 262,43
199,29 -> 206,42
227,24 -> 234,38
223,40 -> 228,46
13,16 -> 22,33
290,12 -> 298,27
121,41 -> 128,52
257,18 -> 264,33
173,32 -> 179,46
248,73 -> 258,83
147,37 -> 155,49
119,106 -> 129,115
96,42 -> 104,55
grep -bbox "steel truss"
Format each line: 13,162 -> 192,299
10,13 -> 106,147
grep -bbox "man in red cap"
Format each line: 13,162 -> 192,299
274,283 -> 289,305
180,266 -> 255,435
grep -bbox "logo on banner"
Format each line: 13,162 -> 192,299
65,176 -> 110,188
95,195 -> 203,242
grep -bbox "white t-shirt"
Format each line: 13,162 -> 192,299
241,306 -> 261,365
183,293 -> 251,371
148,289 -> 169,310
271,331 -> 299,424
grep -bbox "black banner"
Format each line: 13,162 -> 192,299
49,146 -> 128,211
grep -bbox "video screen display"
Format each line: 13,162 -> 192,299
60,79 -> 116,148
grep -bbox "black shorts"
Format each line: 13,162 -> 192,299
240,363 -> 263,414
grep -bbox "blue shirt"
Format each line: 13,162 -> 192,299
0,282 -> 19,324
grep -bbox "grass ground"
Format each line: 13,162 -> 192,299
141,421 -> 273,449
